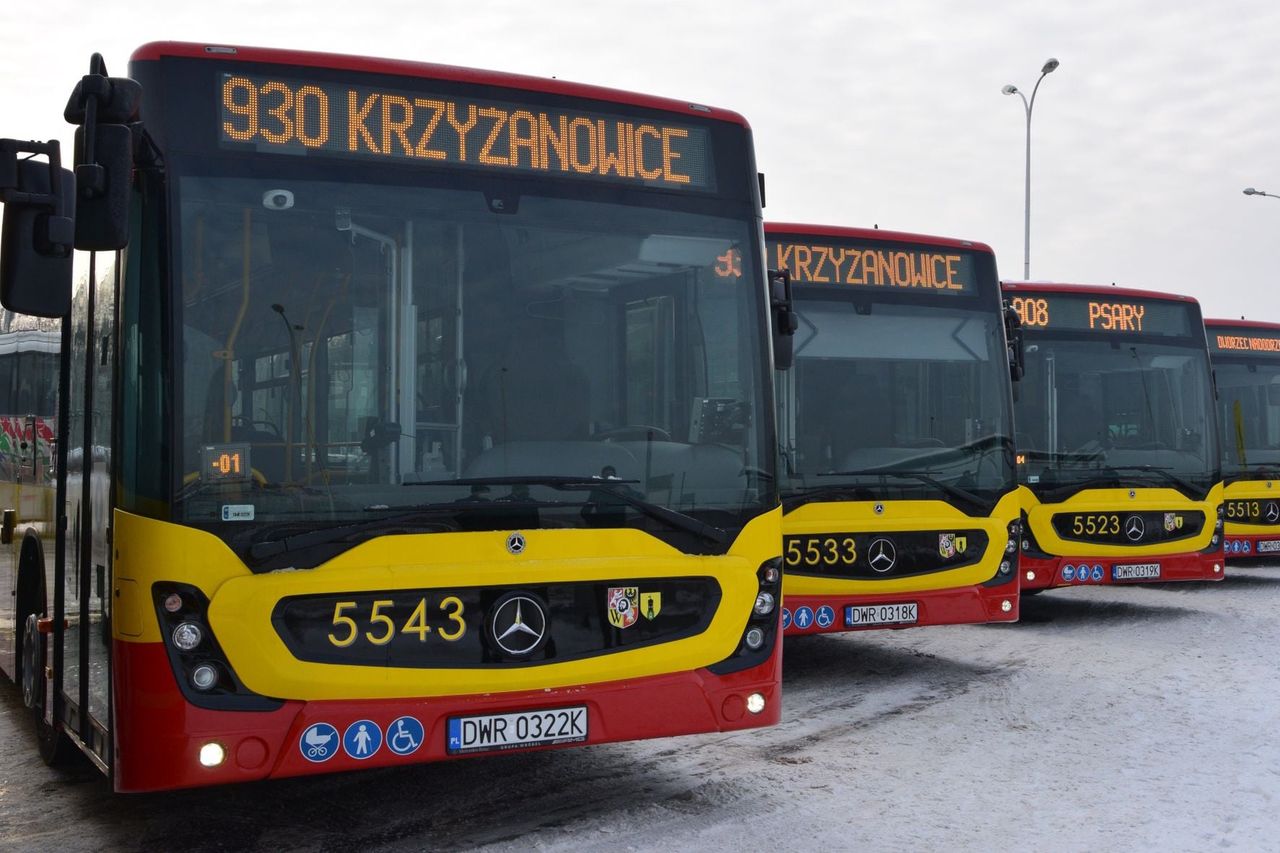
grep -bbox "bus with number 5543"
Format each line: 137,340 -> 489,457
0,42 -> 793,791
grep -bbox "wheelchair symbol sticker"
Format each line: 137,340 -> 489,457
343,719 -> 382,760
387,715 -> 424,756
815,606 -> 835,629
299,722 -> 339,763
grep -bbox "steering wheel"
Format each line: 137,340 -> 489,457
232,415 -> 282,438
593,425 -> 672,442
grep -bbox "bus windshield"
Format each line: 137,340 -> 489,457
175,172 -> 770,558
1016,335 -> 1217,498
1213,357 -> 1280,477
781,298 -> 1015,510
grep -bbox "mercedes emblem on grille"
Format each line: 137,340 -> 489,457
1266,503 -> 1280,524
487,591 -> 549,658
868,537 -> 897,573
506,532 -> 527,555
1125,515 -> 1145,542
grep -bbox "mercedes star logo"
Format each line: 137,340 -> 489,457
1266,503 -> 1280,524
868,537 -> 897,573
1125,515 -> 1145,542
488,592 -> 548,657
506,532 -> 527,555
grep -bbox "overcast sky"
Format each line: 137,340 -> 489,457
3,0 -> 1279,322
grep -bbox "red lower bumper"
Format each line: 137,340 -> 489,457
1020,550 -> 1225,591
782,579 -> 1019,636
112,641 -> 780,792
1223,534 -> 1280,560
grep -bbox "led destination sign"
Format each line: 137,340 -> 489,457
1008,293 -> 1194,336
220,74 -> 714,190
768,240 -> 976,295
1209,328 -> 1280,356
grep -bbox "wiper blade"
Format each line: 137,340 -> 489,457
411,475 -> 729,546
1019,448 -> 1106,464
248,505 -> 460,561
818,468 -> 986,509
1105,465 -> 1201,495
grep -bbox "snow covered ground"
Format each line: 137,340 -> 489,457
3,568 -> 1279,851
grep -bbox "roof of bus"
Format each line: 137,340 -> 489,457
765,222 -> 993,254
129,42 -> 751,129
1204,317 -> 1280,331
1001,280 -> 1201,306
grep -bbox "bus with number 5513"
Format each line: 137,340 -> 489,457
0,42 -> 793,791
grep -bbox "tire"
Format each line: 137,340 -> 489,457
21,612 -> 77,767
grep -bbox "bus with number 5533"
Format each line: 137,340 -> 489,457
0,42 -> 794,791
768,224 -> 1022,635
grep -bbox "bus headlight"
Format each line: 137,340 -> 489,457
753,592 -> 776,616
746,693 -> 766,714
199,742 -> 226,767
172,622 -> 203,651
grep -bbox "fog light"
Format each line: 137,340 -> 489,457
191,664 -> 218,691
199,742 -> 226,767
746,693 -> 766,714
1215,564 -> 1222,573
172,622 -> 203,651
744,626 -> 766,650
1025,571 -> 1035,582
763,566 -> 780,584
1001,599 -> 1013,613
999,560 -> 1011,575
753,592 -> 776,616
163,593 -> 184,613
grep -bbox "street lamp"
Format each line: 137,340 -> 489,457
1244,187 -> 1280,200
1003,57 -> 1060,280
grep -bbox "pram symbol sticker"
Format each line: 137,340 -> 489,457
299,722 -> 339,763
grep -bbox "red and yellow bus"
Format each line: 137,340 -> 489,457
0,42 -> 788,791
1005,282 -> 1224,590
1206,318 -> 1280,558
768,224 -> 1021,634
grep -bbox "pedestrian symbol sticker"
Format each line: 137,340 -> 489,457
387,715 -> 424,756
781,608 -> 792,630
793,606 -> 815,630
300,722 -> 339,763
815,605 -> 835,629
344,719 -> 383,760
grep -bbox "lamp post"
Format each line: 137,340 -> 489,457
1244,187 -> 1280,200
1003,58 -> 1060,280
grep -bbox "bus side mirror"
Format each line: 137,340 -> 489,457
1003,302 -> 1025,381
64,55 -> 140,251
0,144 -> 75,318
769,268 -> 797,371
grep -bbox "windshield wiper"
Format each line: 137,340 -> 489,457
416,475 -> 730,546
781,483 -> 875,512
1105,465 -> 1202,495
247,504 -> 462,561
815,468 -> 986,509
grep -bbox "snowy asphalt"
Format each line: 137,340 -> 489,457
2,567 -> 1277,852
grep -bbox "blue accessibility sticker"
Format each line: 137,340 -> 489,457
793,606 -> 815,630
343,719 -> 382,760
781,607 -> 792,630
387,716 -> 425,756
1092,564 -> 1105,582
815,605 -> 835,629
299,722 -> 339,763
1244,541 -> 1253,554
1062,565 -> 1076,582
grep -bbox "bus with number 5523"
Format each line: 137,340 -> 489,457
1004,282 -> 1224,591
0,42 -> 793,791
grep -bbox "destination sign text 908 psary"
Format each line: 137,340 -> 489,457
219,74 -> 714,191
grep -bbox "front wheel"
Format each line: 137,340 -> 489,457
21,613 -> 77,766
